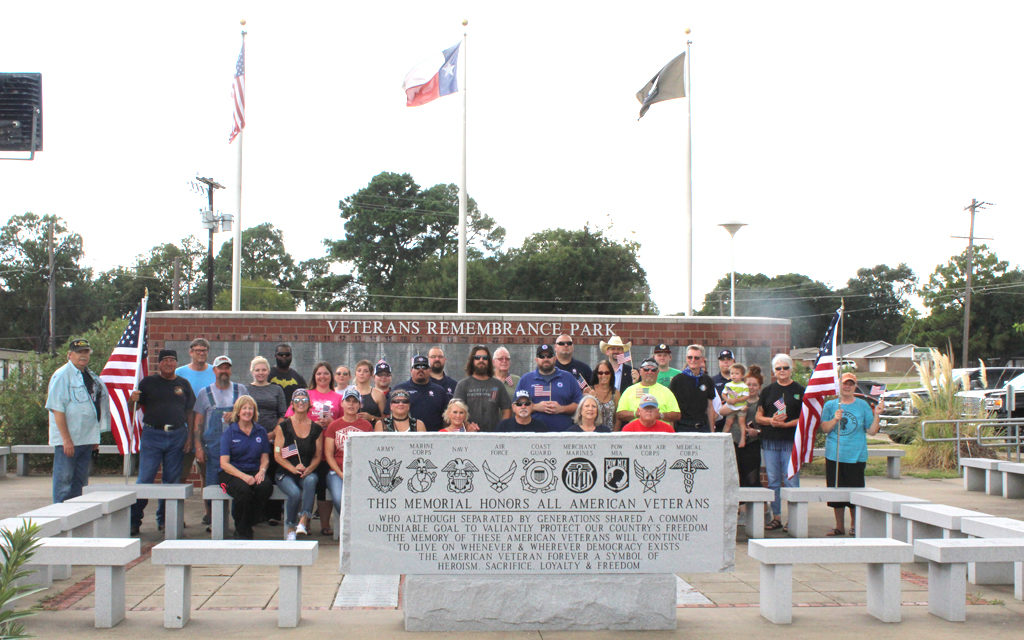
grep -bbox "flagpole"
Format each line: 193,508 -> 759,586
684,34 -> 693,315
834,301 -> 845,489
231,25 -> 246,312
457,20 -> 469,314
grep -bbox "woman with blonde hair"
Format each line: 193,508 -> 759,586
218,395 -> 273,539
440,399 -> 479,432
570,395 -> 610,433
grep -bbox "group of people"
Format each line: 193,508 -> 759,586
45,332 -> 883,540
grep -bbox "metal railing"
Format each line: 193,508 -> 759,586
918,417 -> 1024,466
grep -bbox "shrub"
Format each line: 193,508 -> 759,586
0,521 -> 44,638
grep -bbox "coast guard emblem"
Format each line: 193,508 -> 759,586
368,457 -> 403,493
633,460 -> 666,493
441,458 -> 478,493
670,458 -> 709,494
405,458 -> 437,493
604,457 -> 630,492
482,460 -> 517,493
521,458 -> 558,493
562,458 -> 597,493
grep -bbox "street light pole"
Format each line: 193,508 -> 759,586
196,176 -> 226,310
719,222 -> 747,317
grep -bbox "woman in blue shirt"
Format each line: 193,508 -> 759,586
218,395 -> 272,539
819,372 -> 883,536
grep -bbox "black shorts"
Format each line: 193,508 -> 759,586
824,458 -> 866,508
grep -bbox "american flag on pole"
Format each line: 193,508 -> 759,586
228,41 -> 245,142
787,308 -> 842,479
532,384 -> 551,398
773,397 -> 787,414
100,298 -> 148,455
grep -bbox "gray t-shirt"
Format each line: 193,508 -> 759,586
247,383 -> 287,431
453,376 -> 511,432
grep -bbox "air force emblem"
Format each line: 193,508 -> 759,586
405,457 -> 437,493
441,458 -> 479,493
604,457 -> 630,492
521,458 -> 558,493
368,457 -> 403,493
633,460 -> 666,493
482,460 -> 517,492
670,457 -> 709,494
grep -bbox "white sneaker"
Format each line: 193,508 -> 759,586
286,530 -> 296,541
295,523 -> 308,536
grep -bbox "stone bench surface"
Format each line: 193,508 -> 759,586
781,487 -> 879,502
0,516 -> 63,538
67,491 -> 137,513
151,540 -> 318,566
21,502 -> 104,530
749,538 -> 913,564
960,516 -> 1024,538
13,444 -> 121,454
997,462 -> 1024,473
203,484 -> 289,501
85,483 -> 193,499
915,538 -> 1024,563
32,537 -> 140,565
900,503 -> 990,529
850,491 -> 929,513
738,487 -> 773,500
812,448 -> 906,458
960,458 -> 1002,470
0,446 -> 10,454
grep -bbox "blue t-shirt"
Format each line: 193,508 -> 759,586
515,369 -> 584,432
220,422 -> 271,474
821,398 -> 874,463
175,365 -> 215,395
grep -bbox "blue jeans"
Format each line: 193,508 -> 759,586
276,472 -> 318,527
762,441 -> 799,519
203,443 -> 222,486
131,427 -> 187,528
326,471 -> 343,515
52,444 -> 93,503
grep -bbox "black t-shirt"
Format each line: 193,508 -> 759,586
758,381 -> 805,442
431,374 -> 458,398
277,418 -> 322,477
712,372 -> 729,427
496,417 -> 546,433
268,367 -> 307,404
138,374 -> 196,428
555,359 -> 593,386
669,371 -> 716,426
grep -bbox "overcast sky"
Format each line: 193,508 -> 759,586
3,1 -> 1021,316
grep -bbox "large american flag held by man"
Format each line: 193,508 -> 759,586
787,308 -> 842,479
228,41 -> 245,143
100,299 -> 148,455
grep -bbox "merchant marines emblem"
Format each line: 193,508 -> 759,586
368,457 -> 403,493
562,458 -> 597,493
604,457 -> 630,492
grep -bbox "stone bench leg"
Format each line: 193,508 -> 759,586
886,456 -> 901,479
907,520 -> 943,545
20,565 -> 52,588
163,565 -> 191,628
963,466 -> 985,492
785,502 -> 808,538
1016,561 -> 1023,601
748,505 -> 765,538
16,453 -> 28,477
94,564 -> 126,628
889,515 -> 911,542
211,499 -> 230,540
927,561 -> 966,622
985,469 -> 1003,496
0,453 -> 7,477
165,499 -> 185,540
759,563 -> 792,623
866,562 -> 902,622
278,566 -> 302,627
855,506 -> 886,538
1003,472 -> 1024,499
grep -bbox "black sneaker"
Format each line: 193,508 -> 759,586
130,526 -> 140,536
158,523 -> 165,532
201,514 -> 211,525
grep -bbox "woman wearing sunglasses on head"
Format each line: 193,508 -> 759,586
755,354 -> 805,532
375,389 -> 426,432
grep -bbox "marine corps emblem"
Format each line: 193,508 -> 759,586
441,458 -> 479,493
368,457 -> 403,493
604,457 -> 630,492
521,458 -> 558,493
669,457 -> 709,494
405,457 -> 437,493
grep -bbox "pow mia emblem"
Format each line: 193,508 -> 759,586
521,458 -> 558,493
604,457 -> 630,493
562,458 -> 597,493
633,460 -> 666,493
368,457 -> 403,493
406,458 -> 437,493
670,458 -> 709,494
482,460 -> 517,493
441,458 -> 478,493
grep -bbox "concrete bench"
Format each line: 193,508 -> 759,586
13,444 -> 122,476
900,503 -> 992,549
738,487 -> 774,538
0,445 -> 9,477
812,448 -> 906,479
779,487 -> 879,538
31,537 -> 140,628
960,458 -> 1003,495
66,491 -> 136,537
204,484 -> 338,541
84,483 -> 193,539
748,538 -> 913,623
0,516 -> 65,587
998,461 -> 1024,499
850,491 -> 929,541
151,539 -> 318,628
960,516 -> 1024,593
20,502 -> 105,580
914,538 -> 1024,621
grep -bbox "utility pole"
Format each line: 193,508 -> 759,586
47,220 -> 55,354
960,198 -> 992,367
171,257 -> 181,310
195,176 -> 225,310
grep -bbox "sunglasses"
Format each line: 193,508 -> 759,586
537,355 -> 554,359
555,341 -> 573,346
473,355 -> 489,360
292,397 -> 310,404
412,365 -> 428,369
597,371 -> 612,375
513,401 -> 532,407
640,367 -> 658,372
390,399 -> 410,405
276,353 -> 291,357
775,366 -> 791,371
686,355 -> 702,360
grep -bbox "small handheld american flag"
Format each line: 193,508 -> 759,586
281,443 -> 299,460
532,384 -> 551,398
773,397 -> 787,416
870,384 -> 887,397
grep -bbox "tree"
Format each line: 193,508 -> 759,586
327,172 -> 505,311
214,278 -> 297,311
214,223 -> 302,304
838,263 -> 917,343
298,256 -> 358,311
696,273 -> 835,347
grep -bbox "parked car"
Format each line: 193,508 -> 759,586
964,371 -> 1024,418
957,368 -> 1024,415
879,367 -> 1024,426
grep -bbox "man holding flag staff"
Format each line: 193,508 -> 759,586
819,372 -> 884,536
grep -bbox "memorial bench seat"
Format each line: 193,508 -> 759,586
738,487 -> 774,538
914,538 -> 1024,621
13,444 -> 121,476
203,484 -> 338,541
899,503 -> 993,548
780,487 -> 880,538
0,445 -> 9,477
998,462 -> 1024,499
748,538 -> 913,624
850,491 -> 929,541
84,483 -> 193,539
959,516 -> 1024,593
960,458 -> 1003,495
151,539 -> 318,628
66,490 -> 136,538
812,447 -> 906,479
19,502 -> 106,581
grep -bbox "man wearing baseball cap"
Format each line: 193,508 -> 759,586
497,391 -> 545,433
394,355 -> 450,431
621,395 -> 674,433
616,357 -> 681,425
653,343 -> 681,388
712,349 -> 736,431
515,343 -> 583,432
193,356 -> 248,526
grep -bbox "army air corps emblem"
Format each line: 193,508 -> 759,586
670,457 -> 709,494
405,458 -> 437,493
633,460 -> 666,493
521,458 -> 558,493
482,460 -> 517,493
562,458 -> 597,493
368,457 -> 403,493
604,457 -> 630,492
441,458 -> 479,493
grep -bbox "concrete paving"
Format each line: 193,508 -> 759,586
5,471 -> 1024,637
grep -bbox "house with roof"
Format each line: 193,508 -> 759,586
790,341 -> 920,374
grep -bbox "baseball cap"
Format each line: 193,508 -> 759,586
342,385 -> 361,401
375,360 -> 392,375
69,338 -> 91,353
158,349 -> 178,361
841,372 -> 858,384
536,344 -> 555,357
411,355 -> 429,369
212,355 -> 233,367
718,349 -> 735,360
638,394 -> 659,409
654,343 -> 671,354
514,390 -> 533,405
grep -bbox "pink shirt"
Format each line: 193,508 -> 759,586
285,389 -> 343,423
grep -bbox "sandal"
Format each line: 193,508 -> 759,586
848,528 -> 855,536
765,519 -> 783,530
826,528 -> 845,536
321,527 -> 334,536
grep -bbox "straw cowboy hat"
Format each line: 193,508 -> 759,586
599,336 -> 632,354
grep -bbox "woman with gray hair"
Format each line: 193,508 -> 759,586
754,353 -> 805,531
569,395 -> 610,433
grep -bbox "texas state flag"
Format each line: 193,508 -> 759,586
403,43 -> 460,107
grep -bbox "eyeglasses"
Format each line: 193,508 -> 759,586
473,355 -> 489,361
686,355 -> 702,360
390,399 -> 410,405
775,366 -> 791,371
555,341 -> 573,346
494,356 -> 510,361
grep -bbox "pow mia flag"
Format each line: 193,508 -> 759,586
636,51 -> 687,119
